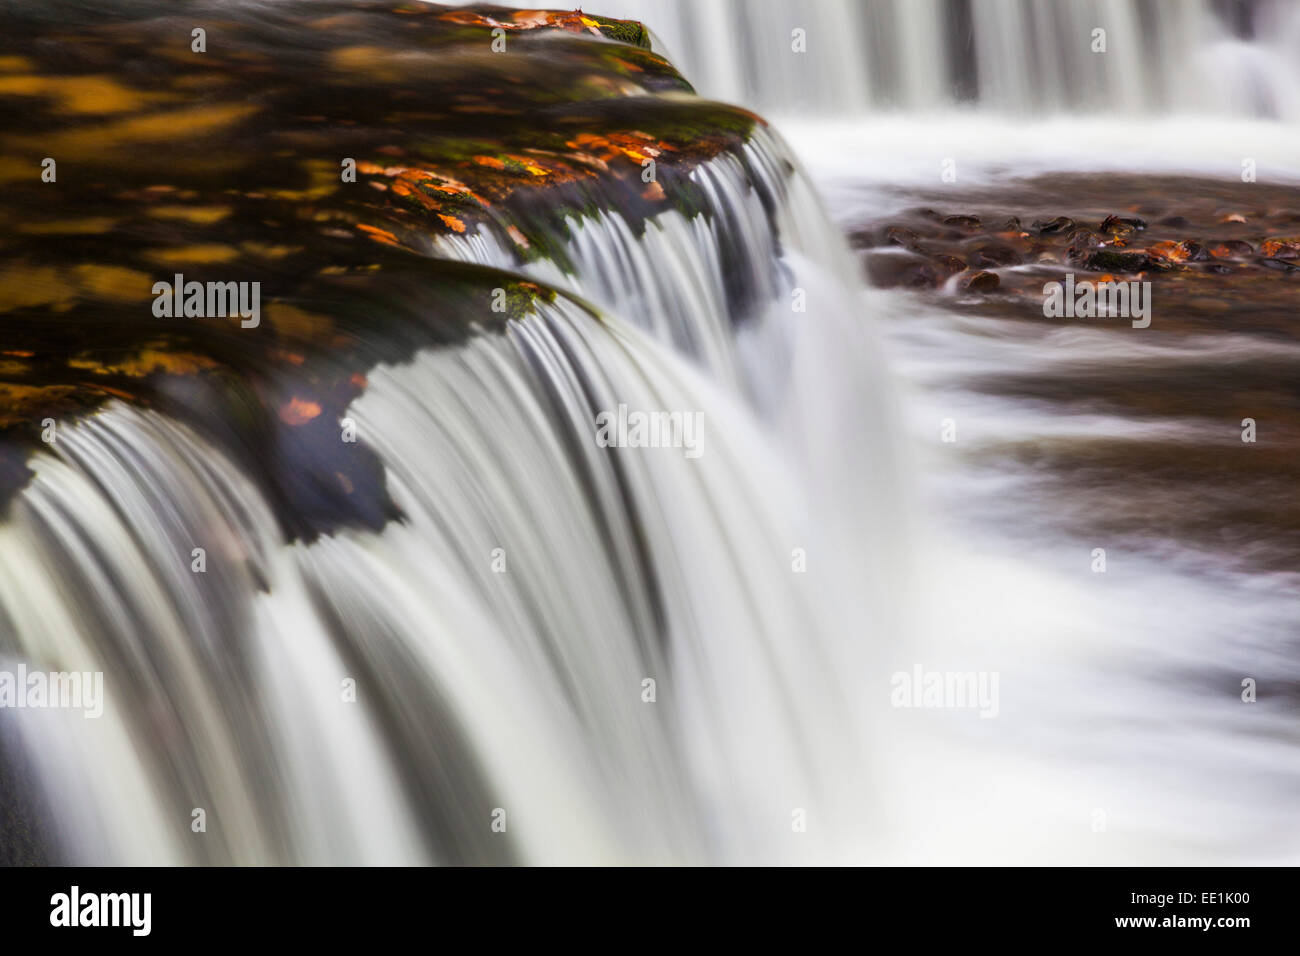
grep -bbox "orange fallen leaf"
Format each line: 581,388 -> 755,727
1148,240 -> 1189,262
82,383 -> 136,401
1260,238 -> 1300,258
279,397 -> 322,425
356,223 -> 399,245
506,154 -> 550,176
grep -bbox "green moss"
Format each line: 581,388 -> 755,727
495,280 -> 557,321
588,15 -> 652,49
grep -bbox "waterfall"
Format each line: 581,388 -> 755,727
587,0 -> 1300,118
0,66 -> 894,860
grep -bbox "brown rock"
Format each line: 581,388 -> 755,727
931,254 -> 967,276
967,242 -> 1023,268
1209,240 -> 1254,258
960,270 -> 1000,292
884,225 -> 923,250
1032,216 -> 1076,235
865,251 -> 938,288
1260,238 -> 1300,259
1100,214 -> 1147,234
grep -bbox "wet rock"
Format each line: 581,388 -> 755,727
967,242 -> 1023,268
1066,227 -> 1105,249
960,270 -> 1000,292
1146,240 -> 1187,262
1064,244 -> 1094,267
1159,215 -> 1191,229
1000,216 -> 1022,231
931,254 -> 968,276
1209,239 -> 1254,258
1147,239 -> 1210,264
943,214 -> 981,230
1083,249 -> 1169,273
1032,216 -> 1076,235
884,225 -> 924,250
1100,214 -> 1148,234
1260,238 -> 1300,259
865,251 -> 938,288
846,228 -> 871,248
1257,257 -> 1299,273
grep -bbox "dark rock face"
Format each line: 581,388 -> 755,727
0,0 -> 760,536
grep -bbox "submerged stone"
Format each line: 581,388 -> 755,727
1084,249 -> 1166,273
1032,216 -> 1076,235
960,270 -> 1000,292
967,242 -> 1022,267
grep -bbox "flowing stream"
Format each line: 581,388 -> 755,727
2,0 -> 1296,865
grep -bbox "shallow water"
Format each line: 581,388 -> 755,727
781,119 -> 1300,863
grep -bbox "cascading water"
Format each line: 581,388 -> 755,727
594,0 -> 1300,118
0,2 -> 895,864
0,295 -> 872,864
435,0 -> 1300,864
5,0 -> 1295,870
552,0 -> 1300,864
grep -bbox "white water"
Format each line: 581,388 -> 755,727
861,290 -> 1300,863
5,1 -> 1297,865
560,0 -> 1300,862
594,0 -> 1300,119
0,125 -> 898,863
